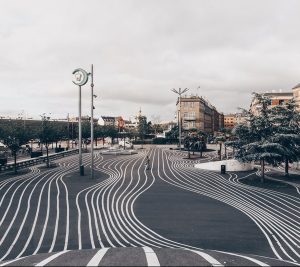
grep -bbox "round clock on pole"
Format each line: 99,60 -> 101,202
72,68 -> 89,86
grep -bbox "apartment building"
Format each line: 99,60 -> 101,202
176,95 -> 223,134
250,92 -> 293,115
292,83 -> 300,111
98,116 -> 116,126
224,112 -> 248,129
224,114 -> 237,128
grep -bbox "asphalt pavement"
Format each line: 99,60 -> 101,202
0,146 -> 299,266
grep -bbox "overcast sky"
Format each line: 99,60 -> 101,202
1,0 -> 300,122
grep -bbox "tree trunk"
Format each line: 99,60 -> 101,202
46,145 -> 49,168
224,145 -> 227,159
95,138 -> 97,147
14,152 -> 17,174
219,143 -> 222,160
285,157 -> 289,177
55,141 -> 58,148
261,159 -> 265,183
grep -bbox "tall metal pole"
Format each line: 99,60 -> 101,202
67,113 -> 70,150
90,64 -> 94,179
178,90 -> 182,150
79,85 -> 84,175
171,87 -> 189,151
73,68 -> 88,176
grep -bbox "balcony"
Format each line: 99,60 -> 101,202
183,116 -> 196,121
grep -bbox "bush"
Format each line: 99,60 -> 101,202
31,151 -> 43,158
152,138 -> 167,144
55,147 -> 65,153
165,138 -> 178,144
132,140 -> 152,145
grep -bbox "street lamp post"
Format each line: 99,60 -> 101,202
171,88 -> 189,150
90,64 -> 95,179
72,68 -> 89,176
67,113 -> 70,150
79,85 -> 83,174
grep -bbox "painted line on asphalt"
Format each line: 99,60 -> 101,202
0,256 -> 29,266
217,251 -> 270,267
86,247 -> 109,266
143,247 -> 160,266
35,250 -> 69,266
190,250 -> 224,266
163,148 -> 300,261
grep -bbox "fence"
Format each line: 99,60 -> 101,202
0,149 -> 79,173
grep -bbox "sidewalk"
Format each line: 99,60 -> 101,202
260,165 -> 300,187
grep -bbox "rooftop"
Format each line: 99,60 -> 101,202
263,92 -> 293,96
292,83 -> 300,89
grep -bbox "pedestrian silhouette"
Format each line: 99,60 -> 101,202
145,155 -> 150,170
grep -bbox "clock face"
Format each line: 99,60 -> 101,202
72,68 -> 89,86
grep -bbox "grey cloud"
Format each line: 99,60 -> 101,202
1,0 -> 300,121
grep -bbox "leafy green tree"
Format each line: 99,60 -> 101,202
81,121 -> 91,151
227,93 -> 282,182
125,128 -> 138,141
137,116 -> 148,141
39,116 -> 56,168
183,136 -> 192,159
52,124 -> 68,148
166,125 -> 179,139
104,125 -> 118,145
2,121 -> 30,173
215,135 -> 226,160
94,125 -> 105,146
152,124 -> 163,135
270,99 -> 300,176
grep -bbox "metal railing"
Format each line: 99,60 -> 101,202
0,149 -> 79,173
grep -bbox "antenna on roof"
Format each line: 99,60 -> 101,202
197,86 -> 200,96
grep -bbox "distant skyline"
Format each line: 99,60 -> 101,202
1,0 -> 300,122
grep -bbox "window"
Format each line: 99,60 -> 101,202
190,102 -> 194,108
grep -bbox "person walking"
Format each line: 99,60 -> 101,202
145,155 -> 150,170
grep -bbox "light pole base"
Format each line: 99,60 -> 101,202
80,165 -> 84,176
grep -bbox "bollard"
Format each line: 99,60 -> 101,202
80,165 -> 84,176
221,164 -> 226,174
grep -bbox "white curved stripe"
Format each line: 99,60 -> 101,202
217,251 -> 269,266
143,247 -> 160,266
0,255 -> 29,266
160,148 -> 300,261
190,250 -> 223,266
86,248 -> 109,266
35,250 -> 69,266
